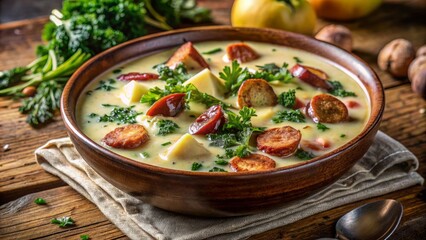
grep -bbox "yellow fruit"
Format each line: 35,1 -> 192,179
308,0 -> 382,20
231,0 -> 317,35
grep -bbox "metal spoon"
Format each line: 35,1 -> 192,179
319,199 -> 403,240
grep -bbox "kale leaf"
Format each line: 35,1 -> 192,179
98,105 -> 142,124
272,109 -> 306,123
277,89 -> 296,108
157,119 -> 180,135
328,80 -> 357,97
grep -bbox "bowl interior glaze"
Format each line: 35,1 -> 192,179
61,26 -> 384,216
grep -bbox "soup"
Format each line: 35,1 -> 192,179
77,41 -> 370,172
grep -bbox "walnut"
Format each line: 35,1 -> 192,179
408,56 -> 426,99
315,25 -> 352,52
416,45 -> 426,57
377,39 -> 415,78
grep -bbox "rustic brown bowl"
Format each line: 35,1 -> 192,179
61,26 -> 384,217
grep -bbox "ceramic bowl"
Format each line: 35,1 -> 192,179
61,26 -> 384,217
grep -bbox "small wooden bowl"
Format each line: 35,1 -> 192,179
61,27 -> 384,217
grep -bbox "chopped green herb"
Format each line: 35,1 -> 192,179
80,235 -> 90,240
317,123 -> 330,132
95,79 -> 116,91
86,90 -> 93,96
156,63 -> 192,86
293,56 -> 303,63
51,216 -> 75,227
295,149 -> 316,160
202,48 -> 222,54
161,141 -> 172,146
215,159 -> 229,166
189,114 -> 196,118
101,103 -> 119,107
112,69 -> 122,74
191,162 -> 203,171
34,197 -> 46,205
272,48 -> 276,52
340,134 -> 346,138
209,167 -> 227,172
98,106 -> 142,124
88,113 -> 98,118
328,80 -> 356,97
207,133 -> 239,148
278,89 -> 296,108
157,119 -> 180,135
140,152 -> 150,158
272,109 -> 305,123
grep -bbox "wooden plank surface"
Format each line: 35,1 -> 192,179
0,0 -> 425,239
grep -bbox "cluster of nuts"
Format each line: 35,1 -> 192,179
378,39 -> 425,99
314,25 -> 425,100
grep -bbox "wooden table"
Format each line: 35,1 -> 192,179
1,0 -> 425,239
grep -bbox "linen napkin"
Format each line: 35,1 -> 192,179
35,131 -> 424,240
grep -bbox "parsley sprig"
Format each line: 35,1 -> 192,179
219,61 -> 293,96
51,216 -> 75,227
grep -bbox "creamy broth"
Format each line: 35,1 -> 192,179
77,41 -> 370,172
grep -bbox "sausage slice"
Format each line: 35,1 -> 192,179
166,42 -> 209,69
230,154 -> 276,172
257,126 -> 301,157
290,64 -> 333,90
102,124 -> 149,149
237,79 -> 278,108
226,43 -> 260,63
307,94 -> 349,123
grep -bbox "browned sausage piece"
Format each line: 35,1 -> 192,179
226,43 -> 260,63
102,124 -> 150,149
290,64 -> 333,90
237,79 -> 278,108
166,42 -> 209,69
307,94 -> 349,123
230,154 -> 276,172
257,126 -> 301,157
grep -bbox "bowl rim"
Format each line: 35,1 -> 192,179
61,26 -> 385,178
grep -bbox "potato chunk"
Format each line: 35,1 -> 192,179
161,133 -> 211,161
184,68 -> 225,99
